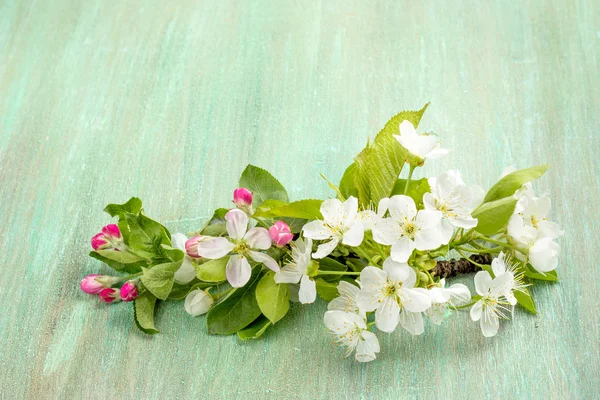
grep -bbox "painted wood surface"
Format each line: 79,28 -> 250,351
0,1 -> 598,399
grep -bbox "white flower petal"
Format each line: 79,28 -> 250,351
174,257 -> 197,284
372,218 -> 398,246
312,238 -> 339,259
529,237 -> 560,272
470,300 -> 483,321
416,209 -> 442,230
401,287 -> 431,313
248,250 -> 279,272
226,255 -> 252,287
390,237 -> 415,262
414,227 -> 444,250
355,331 -> 380,362
387,195 -> 417,221
382,257 -> 411,284
399,310 -> 424,335
302,220 -> 331,240
341,196 -> 359,228
425,146 -> 450,159
480,311 -> 500,337
341,221 -> 364,247
225,209 -> 248,240
447,283 -> 471,305
274,265 -> 302,284
244,227 -> 272,250
375,296 -> 400,333
195,237 -> 235,259
474,271 -> 493,296
324,310 -> 365,333
298,274 -> 317,304
170,232 -> 188,251
320,198 -> 344,222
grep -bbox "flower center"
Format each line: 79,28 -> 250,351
403,223 -> 417,239
233,240 -> 250,256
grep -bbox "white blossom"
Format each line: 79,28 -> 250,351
356,258 -> 431,334
274,238 -> 316,304
394,120 -> 449,160
423,170 -> 484,242
470,271 -> 513,337
194,209 -> 279,287
372,195 -> 445,262
425,279 -> 471,325
324,310 -> 380,362
171,233 -> 198,284
302,196 -> 364,259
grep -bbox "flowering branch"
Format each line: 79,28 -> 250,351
80,104 -> 562,362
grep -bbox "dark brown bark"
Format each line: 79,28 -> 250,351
431,253 -> 493,279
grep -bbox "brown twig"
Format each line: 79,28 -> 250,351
431,253 -> 493,279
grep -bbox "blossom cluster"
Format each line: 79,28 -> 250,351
81,105 -> 562,362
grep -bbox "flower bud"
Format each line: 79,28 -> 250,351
184,289 -> 214,316
80,274 -> 104,294
91,224 -> 123,250
102,224 -> 122,239
233,188 -> 253,208
120,280 -> 139,302
99,288 -> 121,303
91,233 -> 109,251
185,236 -> 205,258
80,274 -> 119,294
269,220 -> 293,247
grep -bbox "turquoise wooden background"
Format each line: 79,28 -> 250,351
1,1 -> 598,399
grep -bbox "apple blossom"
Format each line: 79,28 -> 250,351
372,195 -> 445,262
274,238 -> 316,304
324,310 -> 380,362
302,196 -> 364,259
193,209 -> 279,287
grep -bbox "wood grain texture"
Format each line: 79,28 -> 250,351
1,1 -> 598,399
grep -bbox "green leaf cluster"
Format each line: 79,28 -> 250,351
473,165 -> 548,235
341,103 -> 429,207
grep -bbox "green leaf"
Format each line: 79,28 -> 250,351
89,250 -> 146,274
124,212 -> 171,256
339,163 -> 359,200
353,103 -> 429,207
524,268 -> 558,282
254,199 -> 323,220
237,315 -> 272,340
160,244 -> 185,262
140,260 -> 182,300
484,165 -> 549,203
133,291 -> 159,334
315,278 -> 339,301
207,269 -> 262,335
472,197 -> 518,235
195,257 -> 228,282
239,165 -> 289,207
104,197 -> 143,217
255,270 -> 290,324
514,289 -> 537,314
391,178 -> 431,208
168,281 -> 214,300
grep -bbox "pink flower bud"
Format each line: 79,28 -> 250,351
91,233 -> 109,251
99,288 -> 121,303
80,274 -> 104,294
120,281 -> 138,302
102,224 -> 121,239
91,224 -> 123,251
233,188 -> 253,208
269,220 -> 294,247
185,236 -> 205,258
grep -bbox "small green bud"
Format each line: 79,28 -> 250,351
306,260 -> 320,278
